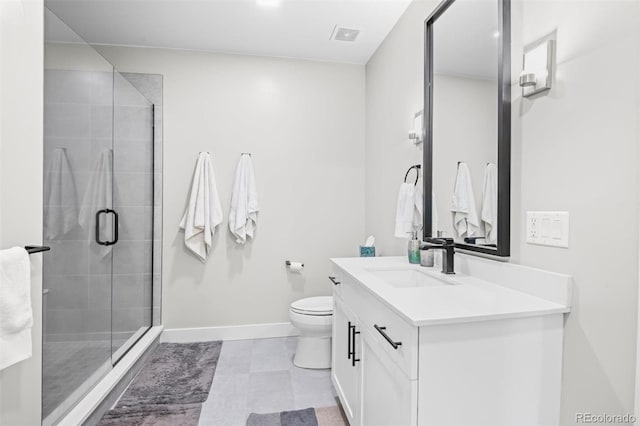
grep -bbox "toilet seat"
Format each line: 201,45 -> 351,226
290,296 -> 333,316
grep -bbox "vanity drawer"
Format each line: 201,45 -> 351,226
340,274 -> 419,380
329,265 -> 348,297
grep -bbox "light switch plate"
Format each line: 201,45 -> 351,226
526,211 -> 569,248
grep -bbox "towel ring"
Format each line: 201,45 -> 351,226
404,164 -> 421,186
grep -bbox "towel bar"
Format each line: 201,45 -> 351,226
25,246 -> 50,254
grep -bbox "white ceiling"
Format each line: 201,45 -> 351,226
45,0 -> 412,64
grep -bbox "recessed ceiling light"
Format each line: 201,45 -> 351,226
331,26 -> 360,42
256,0 -> 280,8
492,31 -> 500,38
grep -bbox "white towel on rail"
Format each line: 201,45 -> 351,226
394,183 -> 420,238
229,154 -> 259,244
451,162 -> 479,237
79,149 -> 113,258
481,163 -> 498,243
44,148 -> 78,240
180,152 -> 223,262
0,247 -> 33,371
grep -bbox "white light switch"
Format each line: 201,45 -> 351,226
526,211 -> 569,248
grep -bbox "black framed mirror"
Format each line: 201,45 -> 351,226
423,0 -> 511,257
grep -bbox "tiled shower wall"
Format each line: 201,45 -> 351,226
43,70 -> 162,341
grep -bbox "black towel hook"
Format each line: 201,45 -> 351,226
404,164 -> 421,186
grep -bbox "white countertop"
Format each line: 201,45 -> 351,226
331,256 -> 571,327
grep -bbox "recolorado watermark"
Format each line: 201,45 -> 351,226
576,413 -> 636,424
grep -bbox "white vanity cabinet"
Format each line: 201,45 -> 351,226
360,330 -> 417,426
331,268 -> 419,426
330,256 -> 572,426
331,296 -> 361,425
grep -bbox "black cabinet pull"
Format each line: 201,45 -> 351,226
95,209 -> 119,246
351,324 -> 360,366
329,276 -> 341,286
347,321 -> 352,360
374,324 -> 402,350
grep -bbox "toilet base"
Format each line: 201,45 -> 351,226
293,335 -> 332,369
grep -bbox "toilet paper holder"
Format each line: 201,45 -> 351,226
285,260 -> 304,267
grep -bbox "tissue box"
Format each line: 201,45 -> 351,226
359,246 -> 375,257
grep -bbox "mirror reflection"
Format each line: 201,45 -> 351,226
431,0 -> 499,247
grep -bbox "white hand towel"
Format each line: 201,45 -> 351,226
229,155 -> 259,244
0,247 -> 33,370
413,183 -> 423,232
180,152 -> 223,262
44,148 -> 78,240
481,163 -> 498,243
79,149 -> 113,258
394,183 -> 417,238
451,162 -> 479,237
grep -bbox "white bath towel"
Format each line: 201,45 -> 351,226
229,154 -> 259,244
451,162 -> 479,237
481,163 -> 498,243
0,247 -> 33,371
44,148 -> 78,240
180,152 -> 223,262
394,183 -> 418,238
79,149 -> 113,258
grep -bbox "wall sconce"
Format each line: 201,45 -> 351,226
408,110 -> 423,145
520,38 -> 555,98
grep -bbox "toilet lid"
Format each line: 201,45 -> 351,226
291,296 -> 333,316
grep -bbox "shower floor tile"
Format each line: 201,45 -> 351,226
42,337 -> 128,419
198,337 -> 338,426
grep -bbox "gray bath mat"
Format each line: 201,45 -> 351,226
99,403 -> 202,426
100,341 -> 222,425
247,406 -> 348,426
118,341 -> 222,406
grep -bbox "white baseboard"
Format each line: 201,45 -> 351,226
161,322 -> 299,343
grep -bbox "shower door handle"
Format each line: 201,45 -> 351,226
95,209 -> 119,246
110,210 -> 119,245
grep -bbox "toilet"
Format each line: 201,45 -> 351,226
289,296 -> 333,369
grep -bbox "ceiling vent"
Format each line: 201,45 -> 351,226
330,26 -> 360,42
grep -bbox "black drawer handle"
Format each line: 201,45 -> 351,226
351,324 -> 360,366
374,324 -> 402,350
347,321 -> 352,360
329,276 -> 341,285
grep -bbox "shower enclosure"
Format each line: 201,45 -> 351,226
42,9 -> 162,424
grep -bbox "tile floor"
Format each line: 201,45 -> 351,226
198,337 -> 338,426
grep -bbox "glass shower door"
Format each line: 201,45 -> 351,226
43,9 -> 115,423
110,71 -> 154,362
43,8 -> 155,424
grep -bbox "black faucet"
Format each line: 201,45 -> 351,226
424,237 -> 456,274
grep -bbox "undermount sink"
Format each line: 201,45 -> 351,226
367,267 -> 453,288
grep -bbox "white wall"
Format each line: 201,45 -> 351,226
365,0 -> 439,256
366,0 -> 640,423
93,46 -> 366,330
0,0 -> 44,424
